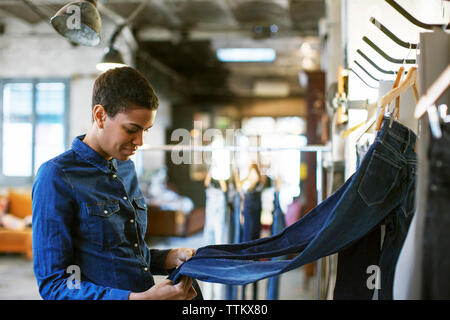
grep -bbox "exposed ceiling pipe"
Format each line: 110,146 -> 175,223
97,1 -> 185,84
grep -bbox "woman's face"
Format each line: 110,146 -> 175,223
97,106 -> 157,161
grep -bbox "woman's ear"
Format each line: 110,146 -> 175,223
92,104 -> 107,129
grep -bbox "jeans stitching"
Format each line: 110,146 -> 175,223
358,152 -> 401,206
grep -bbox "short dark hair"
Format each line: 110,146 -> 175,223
92,66 -> 159,118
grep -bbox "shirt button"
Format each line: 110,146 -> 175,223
112,174 -> 117,178
130,219 -> 134,223
144,267 -> 148,272
104,210 -> 108,214
123,196 -> 127,200
134,243 -> 138,247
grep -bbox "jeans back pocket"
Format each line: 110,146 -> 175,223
358,151 -> 401,206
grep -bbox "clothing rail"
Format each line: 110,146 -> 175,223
139,144 -> 331,153
140,144 -> 332,299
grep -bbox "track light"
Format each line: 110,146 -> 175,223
96,46 -> 127,72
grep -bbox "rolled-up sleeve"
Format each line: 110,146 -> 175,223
149,249 -> 171,275
32,161 -> 130,300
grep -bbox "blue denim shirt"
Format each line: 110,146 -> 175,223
32,135 -> 170,300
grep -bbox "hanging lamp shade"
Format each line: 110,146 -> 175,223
96,46 -> 127,72
51,0 -> 101,46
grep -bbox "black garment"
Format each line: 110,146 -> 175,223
334,143 -> 382,300
422,122 -> 450,299
333,226 -> 381,299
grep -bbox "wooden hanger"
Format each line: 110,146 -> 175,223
378,67 -> 418,114
233,166 -> 242,193
275,173 -> 281,193
240,163 -> 261,191
204,166 -> 227,192
353,101 -> 380,144
376,66 -> 405,130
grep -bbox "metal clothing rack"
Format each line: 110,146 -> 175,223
140,143 -> 332,300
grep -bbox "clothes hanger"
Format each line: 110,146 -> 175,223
377,67 -> 418,127
375,66 -> 405,130
275,174 -> 281,193
392,66 -> 405,122
233,166 -> 242,193
335,66 -> 349,125
204,169 -> 212,188
377,66 -> 420,151
353,69 -> 404,144
204,164 -> 228,192
240,163 -> 262,192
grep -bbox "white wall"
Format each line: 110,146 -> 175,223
0,15 -> 171,177
342,0 -> 449,178
346,0 -> 449,102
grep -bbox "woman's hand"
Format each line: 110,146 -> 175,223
129,276 -> 197,300
164,247 -> 197,270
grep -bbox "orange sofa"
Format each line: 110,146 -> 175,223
0,189 -> 33,259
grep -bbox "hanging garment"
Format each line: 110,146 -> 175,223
240,189 -> 262,300
242,190 -> 262,242
333,142 -> 382,300
202,186 -> 228,300
421,122 -> 450,299
225,186 -> 242,300
266,191 -> 287,300
169,117 -> 416,300
203,186 -> 229,246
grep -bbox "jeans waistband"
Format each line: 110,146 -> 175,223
377,117 -> 417,158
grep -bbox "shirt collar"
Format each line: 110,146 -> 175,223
72,135 -> 118,174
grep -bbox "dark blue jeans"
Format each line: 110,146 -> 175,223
226,191 -> 242,300
242,190 -> 262,242
334,143 -> 382,300
169,117 -> 416,300
267,191 -> 287,300
241,190 -> 262,300
422,122 -> 450,299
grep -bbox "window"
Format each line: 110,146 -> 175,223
0,79 -> 70,185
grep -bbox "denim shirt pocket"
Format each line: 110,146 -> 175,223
84,200 -> 125,248
358,151 -> 402,206
133,196 -> 148,237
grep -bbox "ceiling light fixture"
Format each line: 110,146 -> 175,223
51,0 -> 101,46
96,46 -> 127,72
216,48 -> 276,62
